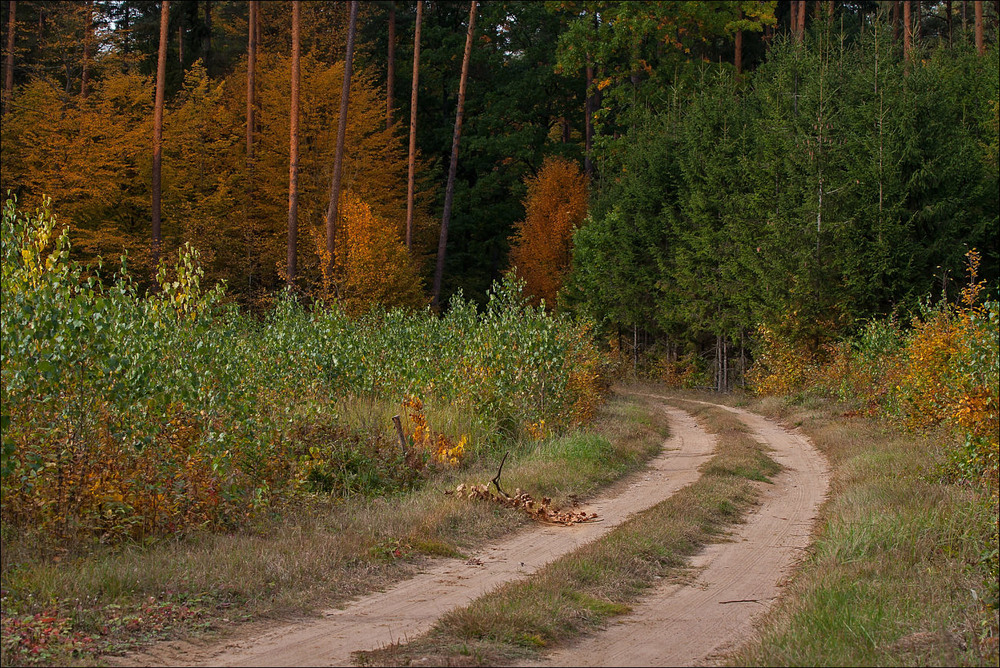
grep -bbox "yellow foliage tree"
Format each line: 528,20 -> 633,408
0,53 -> 438,305
508,156 -> 588,307
332,194 -> 425,315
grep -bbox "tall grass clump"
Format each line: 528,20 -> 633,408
0,198 -> 604,546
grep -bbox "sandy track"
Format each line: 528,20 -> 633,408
118,404 -> 717,667
529,399 -> 830,667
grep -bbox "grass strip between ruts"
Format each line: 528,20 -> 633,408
356,398 -> 782,666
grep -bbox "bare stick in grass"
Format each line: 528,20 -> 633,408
492,451 -> 510,498
392,415 -> 408,457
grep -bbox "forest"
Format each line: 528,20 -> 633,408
1,2 -> 998,665
1,1 -> 997,383
2,0 -> 998,516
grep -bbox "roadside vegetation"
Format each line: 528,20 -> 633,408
728,393 -> 998,667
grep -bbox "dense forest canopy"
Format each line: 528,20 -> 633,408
1,0 -> 997,386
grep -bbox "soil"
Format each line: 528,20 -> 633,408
111,399 -> 829,667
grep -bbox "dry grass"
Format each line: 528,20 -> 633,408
356,398 -> 781,666
0,393 -> 668,666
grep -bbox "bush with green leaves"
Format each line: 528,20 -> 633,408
0,198 -> 603,544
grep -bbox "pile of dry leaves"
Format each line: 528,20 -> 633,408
448,483 -> 599,526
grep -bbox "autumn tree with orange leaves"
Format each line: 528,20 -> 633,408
328,194 -> 425,316
508,157 -> 588,308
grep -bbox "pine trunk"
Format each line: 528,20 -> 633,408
584,62 -> 593,175
904,1 -> 912,66
325,0 -> 358,282
287,0 -> 300,285
405,1 -> 423,250
3,0 -> 15,115
246,1 -> 257,164
82,1 -> 92,98
975,1 -> 984,54
432,0 -> 477,308
947,0 -> 953,45
797,0 -> 807,40
735,8 -> 743,78
152,0 -> 169,268
202,1 -> 212,77
386,2 -> 395,129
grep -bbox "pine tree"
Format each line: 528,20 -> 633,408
287,0 -> 300,286
152,0 -> 169,268
405,0 -> 423,251
325,0 -> 358,286
432,0 -> 476,309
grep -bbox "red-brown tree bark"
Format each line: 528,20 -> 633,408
405,0 -> 423,250
246,0 -> 257,163
904,1 -> 912,67
975,0 -> 984,54
432,0 -> 477,309
4,0 -> 16,115
152,0 -> 169,267
386,1 -> 395,129
325,0 -> 358,281
287,0 -> 301,285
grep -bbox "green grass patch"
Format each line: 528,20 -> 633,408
723,394 -> 998,667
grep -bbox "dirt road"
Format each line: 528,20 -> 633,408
117,399 -> 828,667
530,400 -> 830,666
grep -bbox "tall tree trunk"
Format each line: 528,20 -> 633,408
82,1 -> 92,98
916,0 -> 921,42
325,0 -> 358,282
975,0 -> 984,54
3,0 -> 15,115
734,7 -> 743,79
790,0 -> 798,38
947,0 -> 953,46
432,0 -> 476,309
152,0 -> 169,268
904,0 -> 912,67
893,0 -> 900,41
178,23 -> 183,65
584,61 -> 593,175
287,0 -> 300,285
962,0 -> 967,38
202,0 -> 212,77
246,0 -> 257,164
797,0 -> 807,40
405,0 -> 423,250
386,1 -> 395,129
121,1 -> 130,66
